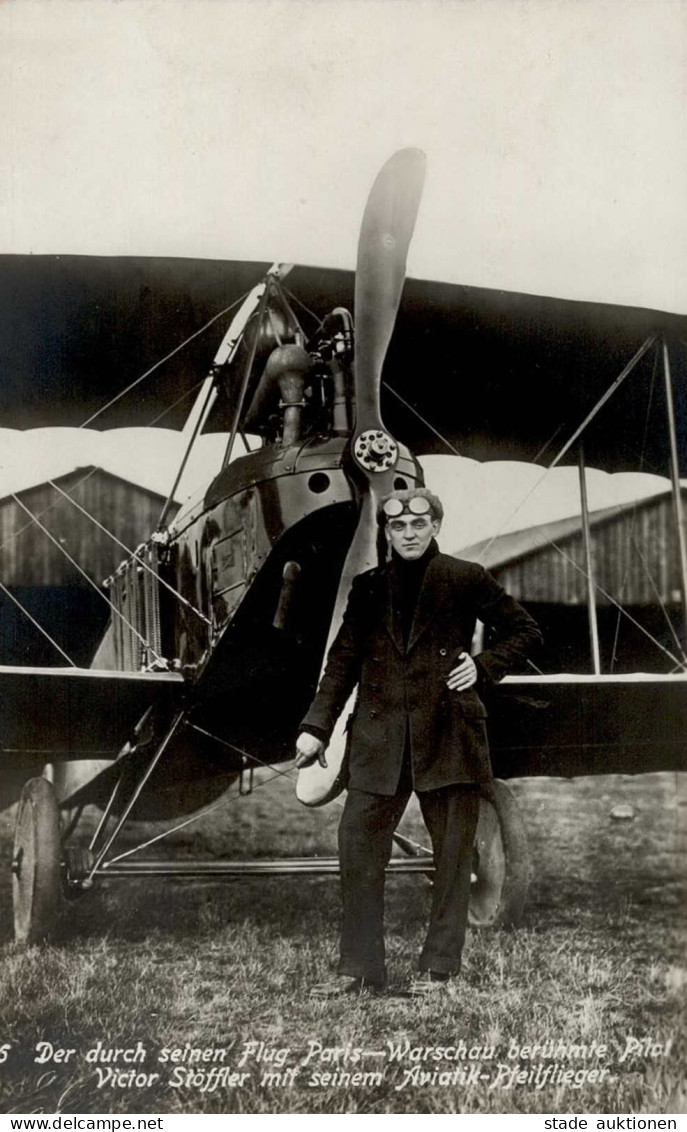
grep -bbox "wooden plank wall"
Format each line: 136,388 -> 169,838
494,495 -> 682,607
0,469 -> 177,587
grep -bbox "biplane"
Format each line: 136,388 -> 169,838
1,150 -> 686,944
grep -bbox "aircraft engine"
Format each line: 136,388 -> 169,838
244,343 -> 313,445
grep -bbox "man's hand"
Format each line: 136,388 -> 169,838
295,731 -> 328,769
446,652 -> 478,691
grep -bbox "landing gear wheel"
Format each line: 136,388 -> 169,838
12,777 -> 62,943
468,779 -> 530,928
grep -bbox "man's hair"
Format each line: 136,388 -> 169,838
378,486 -> 444,523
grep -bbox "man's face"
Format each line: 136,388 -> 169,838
385,513 -> 441,560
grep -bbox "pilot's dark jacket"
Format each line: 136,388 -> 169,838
302,548 -> 542,792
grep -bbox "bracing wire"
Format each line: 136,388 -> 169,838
0,376 -> 210,559
0,469 -> 103,664
383,382 -> 462,456
281,285 -> 324,331
609,342 -> 660,670
0,467 -> 100,554
104,749 -> 295,865
104,721 -> 430,866
529,525 -> 686,670
4,269 -> 296,662
387,336 -> 686,670
11,493 -> 165,667
532,424 -> 567,466
145,378 -> 207,428
471,336 -> 657,566
0,576 -> 76,666
609,506 -> 640,673
47,480 -> 211,626
0,287 -> 256,659
0,376 -> 206,559
79,291 -> 250,429
547,336 -> 656,469
629,532 -> 686,661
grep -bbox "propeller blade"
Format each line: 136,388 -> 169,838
297,150 -> 427,806
353,148 -> 427,433
295,487 -> 384,806
296,478 -> 395,807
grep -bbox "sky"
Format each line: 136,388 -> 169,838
0,0 -> 684,549
1,0 -> 685,311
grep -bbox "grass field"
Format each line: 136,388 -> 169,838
0,770 -> 684,1115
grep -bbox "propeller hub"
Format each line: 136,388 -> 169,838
353,429 -> 399,472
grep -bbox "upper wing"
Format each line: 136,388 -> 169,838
2,255 -> 685,473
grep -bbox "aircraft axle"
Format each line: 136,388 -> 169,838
93,856 -> 434,878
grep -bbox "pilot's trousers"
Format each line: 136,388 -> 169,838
336,781 -> 481,984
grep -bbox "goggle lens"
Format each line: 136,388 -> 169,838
383,496 -> 432,518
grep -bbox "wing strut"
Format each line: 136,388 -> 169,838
221,265 -> 296,468
158,263 -> 293,526
83,710 -> 186,886
577,445 -> 601,673
663,339 -> 687,643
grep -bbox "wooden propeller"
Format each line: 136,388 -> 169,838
296,149 -> 427,806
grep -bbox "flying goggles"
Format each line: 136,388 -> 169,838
382,496 -> 433,519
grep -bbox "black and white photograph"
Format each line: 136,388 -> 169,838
0,0 -> 684,1119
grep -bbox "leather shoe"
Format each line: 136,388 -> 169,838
310,975 -> 385,999
407,970 -> 452,996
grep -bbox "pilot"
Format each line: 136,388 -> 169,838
295,486 -> 542,997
